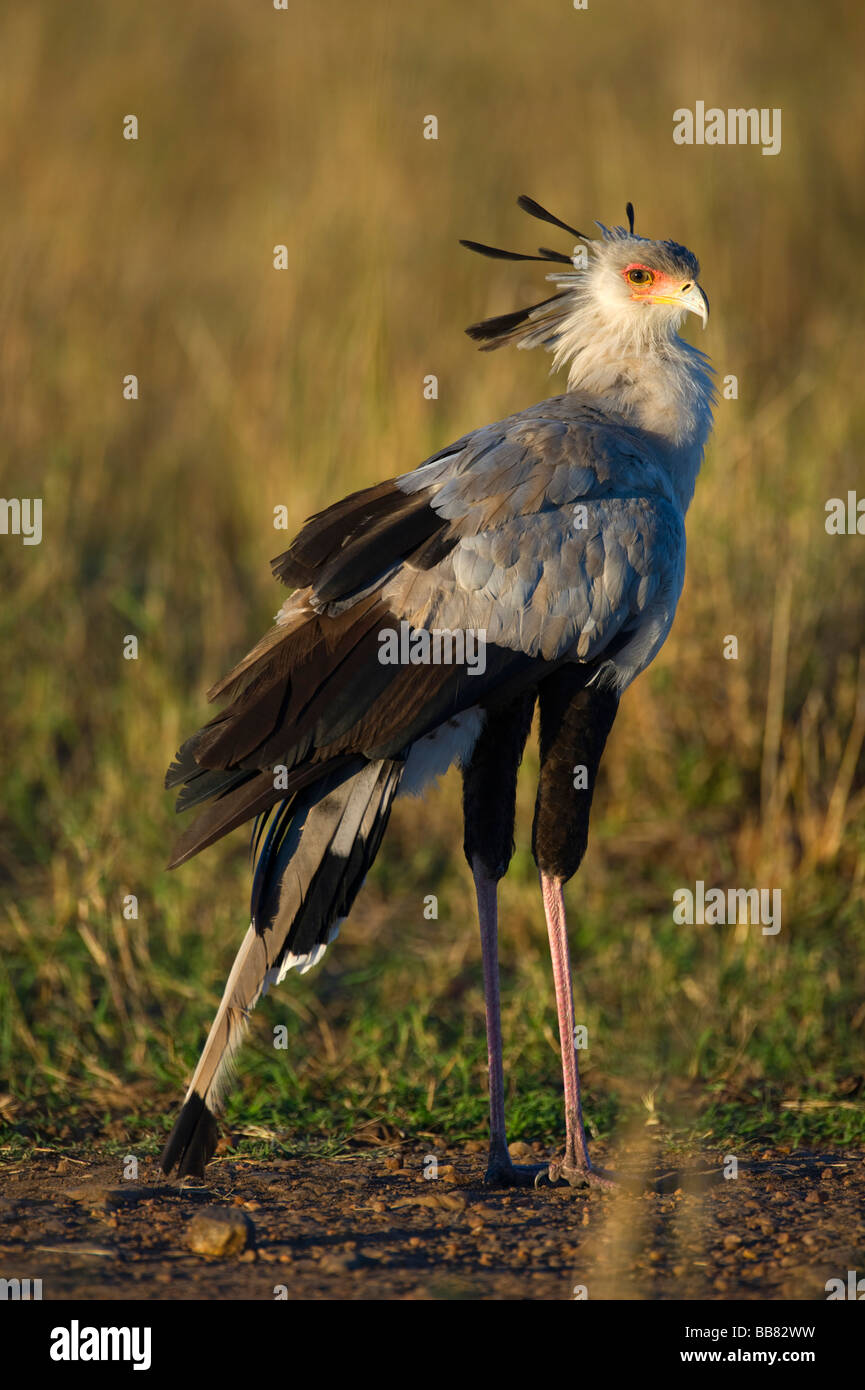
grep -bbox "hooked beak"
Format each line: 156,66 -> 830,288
652,280 -> 709,329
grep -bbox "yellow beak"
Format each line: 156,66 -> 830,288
651,281 -> 709,329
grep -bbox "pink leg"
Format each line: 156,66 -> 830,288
540,870 -> 613,1187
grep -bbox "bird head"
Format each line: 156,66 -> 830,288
461,197 -> 708,357
588,216 -> 708,335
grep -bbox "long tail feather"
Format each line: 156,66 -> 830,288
160,758 -> 404,1178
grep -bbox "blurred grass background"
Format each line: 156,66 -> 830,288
1,0 -> 864,1161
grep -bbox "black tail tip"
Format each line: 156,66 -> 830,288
160,1092 -> 219,1179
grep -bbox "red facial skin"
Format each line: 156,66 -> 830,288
621,262 -> 688,303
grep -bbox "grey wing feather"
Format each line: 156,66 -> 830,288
383,396 -> 686,682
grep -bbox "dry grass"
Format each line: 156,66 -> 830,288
1,0 -> 864,1156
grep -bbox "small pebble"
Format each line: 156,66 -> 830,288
187,1207 -> 253,1258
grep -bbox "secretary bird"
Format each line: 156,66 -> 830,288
160,197 -> 713,1187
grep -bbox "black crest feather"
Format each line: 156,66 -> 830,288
517,195 -> 586,241
464,292 -> 569,346
460,239 -> 565,264
537,246 -> 574,266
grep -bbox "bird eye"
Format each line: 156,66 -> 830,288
626,267 -> 654,286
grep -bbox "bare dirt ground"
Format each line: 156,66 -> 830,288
2,1141 -> 862,1301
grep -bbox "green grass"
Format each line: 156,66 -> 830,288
1,0 -> 865,1164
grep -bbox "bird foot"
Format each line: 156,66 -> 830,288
535,1157 -> 617,1190
483,1147 -> 617,1190
484,1157 -> 550,1188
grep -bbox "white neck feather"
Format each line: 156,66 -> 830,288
551,282 -> 716,512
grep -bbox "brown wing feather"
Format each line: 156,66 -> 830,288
272,479 -> 447,595
271,481 -> 401,587
166,432 -> 571,868
190,594 -> 388,770
167,755 -> 357,869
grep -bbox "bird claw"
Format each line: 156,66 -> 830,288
484,1147 -> 617,1190
534,1159 -> 617,1190
484,1159 -> 549,1188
